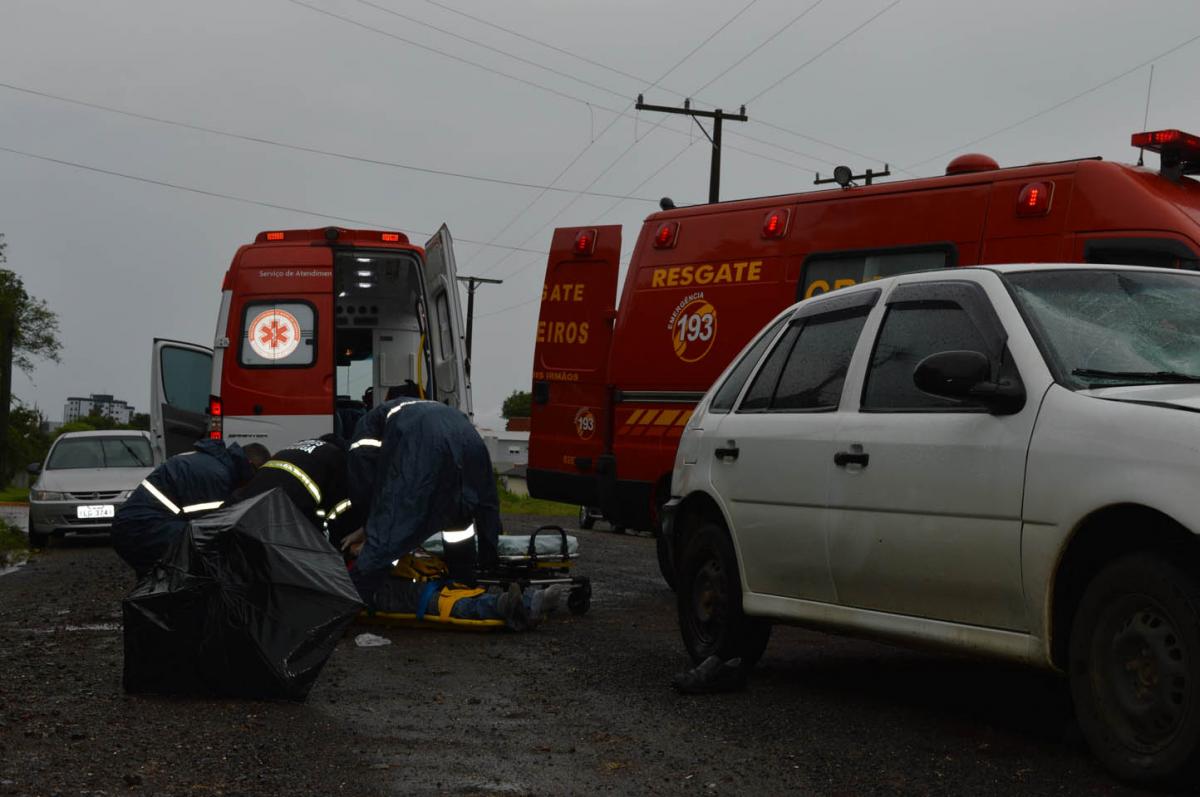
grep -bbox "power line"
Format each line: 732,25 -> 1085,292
350,0 -> 628,101
0,81 -> 660,203
906,30 -> 1200,171
744,0 -> 903,105
691,0 -> 825,97
0,144 -> 546,254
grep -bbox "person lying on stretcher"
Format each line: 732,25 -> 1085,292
340,529 -> 566,631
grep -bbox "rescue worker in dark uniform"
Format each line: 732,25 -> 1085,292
229,434 -> 363,543
112,440 -> 271,578
343,398 -> 502,600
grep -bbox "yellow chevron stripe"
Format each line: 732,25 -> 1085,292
625,409 -> 644,426
639,410 -> 659,425
676,410 -> 693,426
654,409 -> 681,426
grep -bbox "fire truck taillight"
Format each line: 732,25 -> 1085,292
381,233 -> 401,242
652,222 -> 678,249
1016,182 -> 1052,218
265,232 -> 285,241
574,229 -> 597,256
207,396 -> 223,441
761,209 -> 790,239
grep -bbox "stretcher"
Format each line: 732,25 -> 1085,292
358,525 -> 591,629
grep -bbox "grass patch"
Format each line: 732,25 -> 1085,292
497,479 -> 575,517
0,519 -> 27,554
0,486 -> 29,503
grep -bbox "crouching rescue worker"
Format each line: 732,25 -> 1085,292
112,440 -> 270,578
229,433 -> 362,541
343,397 -> 502,602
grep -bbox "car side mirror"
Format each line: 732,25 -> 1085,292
26,462 -> 41,475
914,350 -> 1025,415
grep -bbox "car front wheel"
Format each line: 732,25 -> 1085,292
1070,551 -> 1200,788
676,520 -> 769,668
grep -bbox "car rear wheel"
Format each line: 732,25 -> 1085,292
1070,551 -> 1200,788
677,521 -> 770,668
578,505 -> 595,530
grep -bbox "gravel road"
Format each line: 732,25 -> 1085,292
0,514 -> 1173,796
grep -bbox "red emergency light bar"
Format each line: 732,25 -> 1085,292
253,228 -> 412,245
1016,181 -> 1052,218
762,208 -> 790,239
1132,129 -> 1200,152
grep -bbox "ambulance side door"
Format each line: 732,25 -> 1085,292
423,225 -> 472,417
150,338 -> 213,460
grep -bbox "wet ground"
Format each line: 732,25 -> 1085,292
0,513 -> 1175,796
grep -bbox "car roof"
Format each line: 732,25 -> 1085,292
55,430 -> 151,440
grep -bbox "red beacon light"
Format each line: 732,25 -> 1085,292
1016,181 -> 1053,218
574,228 -> 597,256
1132,129 -> 1200,180
381,233 -> 401,242
653,221 -> 679,249
264,231 -> 285,241
761,208 -> 790,239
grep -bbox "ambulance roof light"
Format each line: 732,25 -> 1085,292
761,208 -> 789,239
574,228 -> 597,256
1015,181 -> 1052,218
381,233 -> 401,242
265,231 -> 285,241
1132,129 -> 1200,181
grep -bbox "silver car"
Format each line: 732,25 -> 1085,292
28,430 -> 158,547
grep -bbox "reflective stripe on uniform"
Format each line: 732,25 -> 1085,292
140,479 -> 181,515
315,509 -> 326,519
350,438 -> 382,450
326,498 -> 352,520
385,399 -> 435,420
442,524 -> 476,544
261,460 -> 322,503
182,501 -> 224,514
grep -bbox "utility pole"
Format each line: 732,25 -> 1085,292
455,275 -> 503,374
0,234 -> 12,483
635,95 -> 748,203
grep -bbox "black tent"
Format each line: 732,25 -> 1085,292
122,488 -> 363,700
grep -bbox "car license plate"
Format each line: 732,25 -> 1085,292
76,505 -> 114,519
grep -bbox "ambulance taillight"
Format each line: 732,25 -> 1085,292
653,222 -> 678,249
1016,182 -> 1052,218
207,396 -> 223,441
574,229 -> 597,256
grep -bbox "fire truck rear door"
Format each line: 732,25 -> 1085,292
529,226 -> 621,504
423,225 -> 472,417
150,338 -> 213,460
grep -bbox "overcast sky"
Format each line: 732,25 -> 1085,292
4,0 -> 1200,430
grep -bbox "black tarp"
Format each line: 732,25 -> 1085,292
122,488 -> 363,700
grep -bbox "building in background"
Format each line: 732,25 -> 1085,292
479,425 -> 529,474
63,393 -> 134,424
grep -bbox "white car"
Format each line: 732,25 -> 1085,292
664,263 -> 1200,787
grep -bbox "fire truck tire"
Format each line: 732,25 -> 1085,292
677,521 -> 770,669
1069,551 -> 1200,788
656,530 -> 677,591
578,505 -> 595,530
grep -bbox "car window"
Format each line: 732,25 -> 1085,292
772,311 -> 870,411
47,437 -> 153,469
862,301 -> 991,410
240,301 -> 316,367
739,325 -> 800,412
161,346 -> 210,414
708,317 -> 788,414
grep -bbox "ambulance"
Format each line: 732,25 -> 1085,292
149,225 -> 471,460
528,129 -> 1200,579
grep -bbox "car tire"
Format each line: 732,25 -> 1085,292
1069,551 -> 1200,788
28,529 -> 50,549
578,506 -> 595,530
677,520 -> 770,668
656,529 -> 677,592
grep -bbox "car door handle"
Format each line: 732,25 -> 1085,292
714,446 -> 739,461
834,451 -> 869,468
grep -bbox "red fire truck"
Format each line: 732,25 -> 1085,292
149,225 -> 470,460
528,129 -> 1200,578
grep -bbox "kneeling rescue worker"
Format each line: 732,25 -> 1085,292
344,397 -> 502,600
112,440 -> 271,578
230,433 -> 362,541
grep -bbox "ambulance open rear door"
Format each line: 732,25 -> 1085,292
423,225 -> 472,417
527,225 -> 621,507
150,338 -> 213,460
